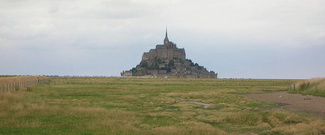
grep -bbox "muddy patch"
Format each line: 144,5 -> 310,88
245,92 -> 325,117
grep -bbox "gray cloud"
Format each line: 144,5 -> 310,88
0,0 -> 324,78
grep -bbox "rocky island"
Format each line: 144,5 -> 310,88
121,30 -> 217,78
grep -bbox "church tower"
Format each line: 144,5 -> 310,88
164,29 -> 169,44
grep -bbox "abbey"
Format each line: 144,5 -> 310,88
121,30 -> 217,78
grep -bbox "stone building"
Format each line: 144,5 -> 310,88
121,30 -> 217,78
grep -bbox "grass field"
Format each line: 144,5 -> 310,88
1,77 -> 325,134
289,78 -> 325,97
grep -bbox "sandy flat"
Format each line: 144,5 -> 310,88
245,91 -> 325,117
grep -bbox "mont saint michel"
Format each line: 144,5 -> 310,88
121,30 -> 218,78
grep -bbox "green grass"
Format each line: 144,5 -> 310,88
1,78 -> 325,134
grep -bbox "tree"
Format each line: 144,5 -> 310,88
155,58 -> 162,64
167,67 -> 171,73
150,63 -> 159,70
140,61 -> 149,68
131,68 -> 137,73
168,60 -> 174,67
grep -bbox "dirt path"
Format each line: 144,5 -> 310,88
245,92 -> 325,117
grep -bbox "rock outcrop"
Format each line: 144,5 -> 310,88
121,30 -> 217,78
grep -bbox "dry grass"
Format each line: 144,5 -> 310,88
0,90 -> 142,134
0,76 -> 49,92
151,121 -> 229,135
269,120 -> 325,135
295,78 -> 325,90
290,78 -> 325,97
1,77 -> 325,134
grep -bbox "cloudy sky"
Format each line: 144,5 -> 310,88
1,0 -> 324,79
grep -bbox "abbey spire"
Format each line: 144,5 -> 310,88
164,28 -> 169,44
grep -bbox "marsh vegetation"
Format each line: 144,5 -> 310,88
1,77 -> 324,134
289,78 -> 325,97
